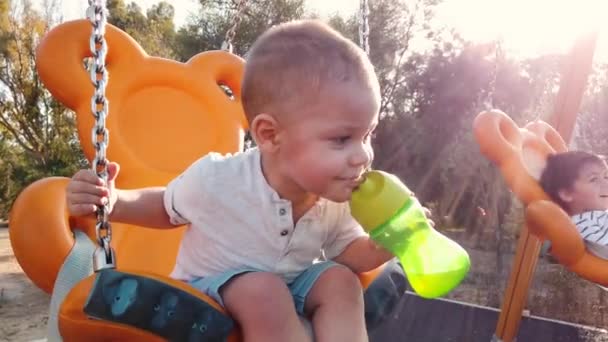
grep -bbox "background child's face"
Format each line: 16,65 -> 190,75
277,82 -> 379,202
560,161 -> 608,214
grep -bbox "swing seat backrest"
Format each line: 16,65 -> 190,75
10,19 -> 247,294
7,20 -> 248,341
473,110 -> 608,285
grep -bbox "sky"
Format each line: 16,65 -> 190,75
31,0 -> 608,59
435,0 -> 606,57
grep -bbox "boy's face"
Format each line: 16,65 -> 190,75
561,161 -> 608,214
276,82 -> 379,202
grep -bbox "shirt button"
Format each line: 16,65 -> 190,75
279,208 -> 287,216
280,229 -> 289,236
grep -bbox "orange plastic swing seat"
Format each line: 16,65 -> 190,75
473,109 -> 608,286
9,20 -> 385,341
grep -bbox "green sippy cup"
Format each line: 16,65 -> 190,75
350,170 -> 470,299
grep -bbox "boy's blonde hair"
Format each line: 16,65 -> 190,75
242,19 -> 380,124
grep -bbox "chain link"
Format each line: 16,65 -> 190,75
359,0 -> 371,174
222,0 -> 248,53
484,39 -> 503,110
359,0 -> 370,55
86,0 -> 114,271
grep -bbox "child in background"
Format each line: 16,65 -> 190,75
539,151 -> 608,258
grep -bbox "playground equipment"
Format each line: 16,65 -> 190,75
473,30 -> 600,342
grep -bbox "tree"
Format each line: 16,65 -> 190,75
174,0 -> 305,61
575,63 -> 608,153
107,0 -> 176,58
0,0 -> 86,218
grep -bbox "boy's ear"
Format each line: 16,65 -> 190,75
558,189 -> 573,204
250,113 -> 279,153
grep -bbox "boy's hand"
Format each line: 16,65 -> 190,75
66,162 -> 120,217
422,206 -> 435,227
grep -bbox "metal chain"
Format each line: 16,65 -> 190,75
359,0 -> 370,55
222,0 -> 248,53
359,0 -> 372,173
86,0 -> 115,271
485,38 -> 503,110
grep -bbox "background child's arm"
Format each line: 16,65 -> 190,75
111,187 -> 176,229
332,236 -> 394,273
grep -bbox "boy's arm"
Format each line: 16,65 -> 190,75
110,154 -> 218,228
330,203 -> 435,274
111,187 -> 176,229
333,236 -> 394,274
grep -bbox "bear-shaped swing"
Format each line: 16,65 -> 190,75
475,109 -> 608,287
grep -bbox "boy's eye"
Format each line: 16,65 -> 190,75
332,136 -> 350,144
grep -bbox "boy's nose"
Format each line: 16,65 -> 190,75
349,144 -> 373,168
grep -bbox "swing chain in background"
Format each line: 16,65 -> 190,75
485,38 -> 503,110
359,0 -> 370,55
222,0 -> 248,53
87,0 -> 115,271
359,0 -> 373,174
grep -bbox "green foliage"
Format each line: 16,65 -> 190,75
174,0 -> 305,61
107,0 -> 176,58
576,63 -> 608,153
0,0 -> 86,218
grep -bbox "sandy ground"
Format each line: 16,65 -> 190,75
0,228 -> 49,342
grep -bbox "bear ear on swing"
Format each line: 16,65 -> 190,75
473,109 -> 556,205
521,120 -> 568,181
473,109 -> 524,167
36,19 -> 146,112
524,120 -> 568,153
187,51 -> 248,131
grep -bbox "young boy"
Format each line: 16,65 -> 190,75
66,20 -> 395,341
539,151 -> 608,258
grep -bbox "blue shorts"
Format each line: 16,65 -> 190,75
188,261 -> 339,314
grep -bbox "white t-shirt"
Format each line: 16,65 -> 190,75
572,210 -> 608,259
163,147 -> 367,283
